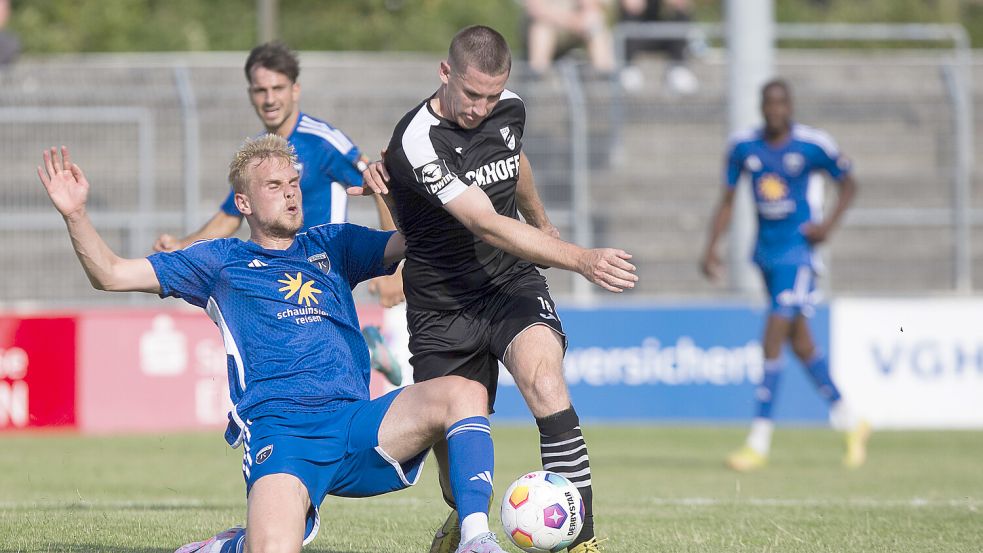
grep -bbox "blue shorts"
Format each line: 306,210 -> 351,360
758,263 -> 819,319
240,389 -> 428,545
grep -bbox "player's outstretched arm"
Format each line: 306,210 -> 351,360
700,186 -> 735,282
446,185 -> 637,292
154,210 -> 242,252
37,147 -> 161,294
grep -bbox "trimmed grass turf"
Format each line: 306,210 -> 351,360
1,426 -> 981,552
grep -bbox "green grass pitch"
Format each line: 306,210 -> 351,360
1,426 -> 981,552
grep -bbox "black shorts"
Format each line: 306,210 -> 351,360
406,269 -> 566,409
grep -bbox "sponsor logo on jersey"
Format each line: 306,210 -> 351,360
278,272 -> 322,307
464,153 -> 521,187
756,173 -> 795,219
307,252 -> 331,273
783,152 -> 805,176
500,126 -> 516,150
413,159 -> 457,195
247,259 -> 268,268
256,444 -> 273,464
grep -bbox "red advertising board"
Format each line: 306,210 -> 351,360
0,316 -> 77,429
0,305 -> 393,434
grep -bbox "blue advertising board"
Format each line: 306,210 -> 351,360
493,303 -> 830,423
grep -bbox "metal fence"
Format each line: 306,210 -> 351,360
0,36 -> 978,308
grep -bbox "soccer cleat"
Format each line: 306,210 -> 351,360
725,445 -> 767,472
430,509 -> 461,553
568,537 -> 606,553
174,527 -> 243,553
362,325 -> 402,386
844,420 -> 872,469
454,532 -> 506,553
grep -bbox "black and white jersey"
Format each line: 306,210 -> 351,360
385,90 -> 535,311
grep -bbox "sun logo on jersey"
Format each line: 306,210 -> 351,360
758,174 -> 788,201
278,272 -> 322,307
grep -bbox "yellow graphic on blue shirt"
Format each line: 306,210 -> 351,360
278,272 -> 322,307
758,174 -> 788,201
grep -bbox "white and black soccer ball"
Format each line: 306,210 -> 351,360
500,470 -> 584,553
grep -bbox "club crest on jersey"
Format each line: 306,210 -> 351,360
783,152 -> 805,176
500,126 -> 516,150
745,155 -> 762,172
413,159 -> 456,195
256,444 -> 273,465
308,252 -> 330,273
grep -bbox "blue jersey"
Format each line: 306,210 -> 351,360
148,224 -> 397,420
220,113 -> 366,229
725,123 -> 852,267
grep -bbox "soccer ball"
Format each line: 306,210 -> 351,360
500,471 -> 584,553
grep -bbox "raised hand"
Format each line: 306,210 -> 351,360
579,248 -> 637,293
153,233 -> 182,252
37,146 -> 89,218
349,151 -> 390,197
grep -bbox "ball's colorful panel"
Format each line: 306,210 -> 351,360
509,485 -> 530,508
543,503 -> 568,529
510,528 -> 534,549
544,472 -> 570,487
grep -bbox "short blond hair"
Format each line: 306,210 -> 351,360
229,134 -> 297,194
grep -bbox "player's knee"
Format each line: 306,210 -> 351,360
443,376 -> 488,417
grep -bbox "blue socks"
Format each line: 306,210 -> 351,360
755,359 -> 783,419
446,416 -> 494,521
805,352 -> 842,403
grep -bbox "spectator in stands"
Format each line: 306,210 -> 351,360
700,78 -> 867,472
525,0 -> 616,77
618,0 -> 698,94
0,0 -> 20,66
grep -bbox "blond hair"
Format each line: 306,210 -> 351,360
228,134 -> 297,194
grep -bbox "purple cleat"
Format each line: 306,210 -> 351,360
174,527 -> 244,553
454,532 -> 507,553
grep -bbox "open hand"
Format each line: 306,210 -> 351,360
37,146 -> 89,218
580,248 -> 637,293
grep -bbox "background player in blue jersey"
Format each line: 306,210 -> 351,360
153,40 -> 405,384
700,78 -> 868,472
37,137 -> 508,553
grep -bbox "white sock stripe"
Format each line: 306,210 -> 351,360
540,435 -> 585,448
446,424 -> 491,440
540,444 -> 588,458
543,454 -> 590,470
552,467 -> 592,479
573,479 -> 592,488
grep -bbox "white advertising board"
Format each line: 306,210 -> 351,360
831,298 -> 983,429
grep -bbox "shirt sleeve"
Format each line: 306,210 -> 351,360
323,147 -> 365,188
147,241 -> 222,307
310,224 -> 398,288
810,136 -> 852,182
725,142 -> 745,189
218,187 -> 240,216
388,112 -> 469,207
